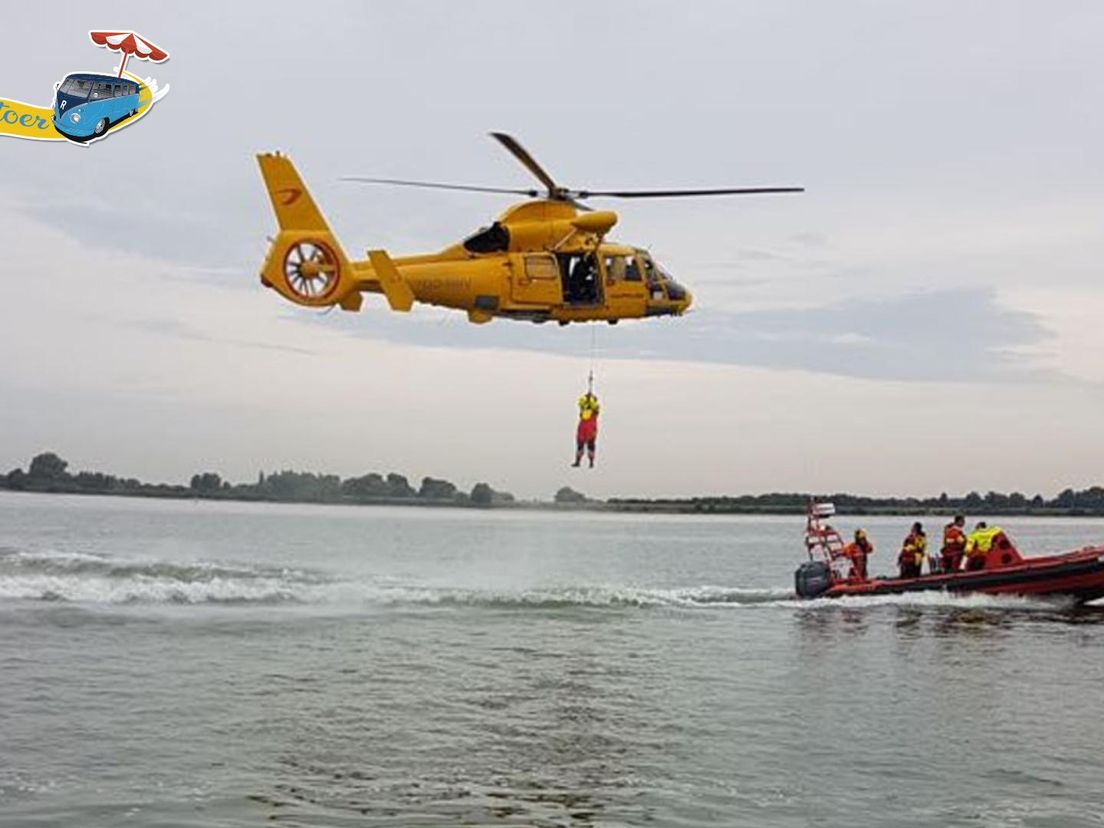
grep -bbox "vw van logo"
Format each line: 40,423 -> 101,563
60,100 -> 67,110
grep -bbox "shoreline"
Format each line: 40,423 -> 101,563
4,485 -> 1104,518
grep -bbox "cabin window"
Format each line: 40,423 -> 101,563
91,82 -> 111,99
603,255 -> 626,283
524,255 -> 558,280
463,222 -> 510,254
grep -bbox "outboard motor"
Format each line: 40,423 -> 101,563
795,560 -> 832,598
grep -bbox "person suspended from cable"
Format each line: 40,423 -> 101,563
572,372 -> 600,468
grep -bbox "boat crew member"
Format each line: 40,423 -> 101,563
572,391 -> 600,468
964,521 -> 1003,571
941,515 -> 967,573
842,529 -> 873,581
898,522 -> 926,578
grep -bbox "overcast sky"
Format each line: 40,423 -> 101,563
2,1 -> 1103,499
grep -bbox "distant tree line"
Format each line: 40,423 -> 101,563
7,451 -> 1104,516
607,487 -> 1104,517
554,486 -> 588,504
1,452 -> 515,508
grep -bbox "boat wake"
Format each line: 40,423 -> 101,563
365,584 -> 798,610
0,547 -> 1090,613
0,548 -> 791,609
794,589 -> 1077,612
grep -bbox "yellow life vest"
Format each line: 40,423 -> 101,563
578,395 -> 600,420
965,526 -> 1002,556
902,533 -> 927,564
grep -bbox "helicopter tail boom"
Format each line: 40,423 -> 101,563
256,152 -> 358,308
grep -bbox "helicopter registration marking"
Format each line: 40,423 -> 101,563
410,277 -> 471,291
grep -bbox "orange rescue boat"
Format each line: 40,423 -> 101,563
795,502 -> 1104,604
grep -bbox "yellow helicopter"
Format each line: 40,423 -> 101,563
256,133 -> 801,325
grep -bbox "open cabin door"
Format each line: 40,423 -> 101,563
556,252 -> 604,306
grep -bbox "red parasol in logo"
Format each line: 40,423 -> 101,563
88,31 -> 169,78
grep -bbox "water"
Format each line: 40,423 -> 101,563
2,492 -> 1103,827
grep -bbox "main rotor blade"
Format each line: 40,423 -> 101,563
577,186 -> 805,199
341,176 -> 539,197
489,132 -> 559,194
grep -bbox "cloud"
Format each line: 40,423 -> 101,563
120,316 -> 318,356
27,197 -> 256,274
680,288 -> 1051,381
313,286 -> 1052,383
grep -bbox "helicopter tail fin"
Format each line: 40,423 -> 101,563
256,152 -> 358,308
258,152 -> 331,232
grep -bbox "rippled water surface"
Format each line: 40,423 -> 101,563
2,492 -> 1104,827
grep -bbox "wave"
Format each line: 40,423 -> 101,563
0,547 -> 329,606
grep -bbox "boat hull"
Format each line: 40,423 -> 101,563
820,547 -> 1104,604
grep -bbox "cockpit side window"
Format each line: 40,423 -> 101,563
657,265 -> 687,300
640,254 -> 668,300
625,256 -> 641,282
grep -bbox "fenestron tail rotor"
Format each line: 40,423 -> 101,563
342,133 -> 804,203
283,240 -> 340,301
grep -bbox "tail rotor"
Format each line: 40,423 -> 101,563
283,240 -> 340,301
256,152 -> 356,308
